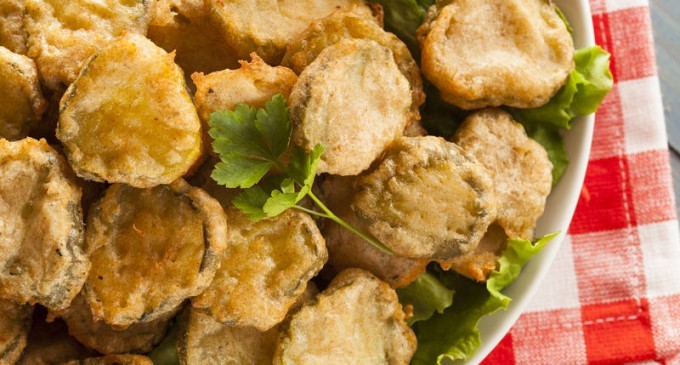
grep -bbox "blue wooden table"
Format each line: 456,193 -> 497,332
650,0 -> 680,216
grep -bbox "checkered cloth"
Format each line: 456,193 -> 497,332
482,1 -> 680,364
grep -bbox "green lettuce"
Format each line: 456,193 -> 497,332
148,320 -> 180,365
523,123 -> 569,184
409,233 -> 557,364
397,271 -> 455,325
367,0 -> 432,56
512,46 -> 613,129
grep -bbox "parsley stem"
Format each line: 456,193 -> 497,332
306,191 -> 394,255
293,205 -> 330,219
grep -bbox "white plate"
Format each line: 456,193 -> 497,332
461,0 -> 596,363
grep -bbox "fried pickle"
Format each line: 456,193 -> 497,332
352,136 -> 497,260
0,138 -> 88,312
62,354 -> 153,365
439,224 -> 508,282
453,109 -> 552,239
273,269 -> 416,365
192,209 -> 327,331
83,180 -> 227,329
208,0 -> 368,64
0,46 -> 47,141
24,0 -> 152,90
179,285 -> 317,365
318,175 -> 427,288
148,0 -> 240,77
56,295 -> 177,355
0,300 -> 32,365
0,0 -> 27,54
57,33 -> 203,188
282,10 -> 424,123
418,0 -> 574,109
290,38 -> 411,176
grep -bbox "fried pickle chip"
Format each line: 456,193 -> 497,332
418,0 -> 574,109
56,295 -> 177,355
24,0 -> 152,90
439,224 -> 507,282
179,284 -> 317,365
0,46 -> 47,140
62,354 -> 153,365
290,38 -> 411,176
83,180 -> 227,329
453,109 -> 552,239
148,0 -> 239,77
274,269 -> 416,364
318,176 -> 427,288
0,138 -> 88,312
282,10 -> 424,123
57,33 -> 203,188
192,54 -> 298,123
192,209 -> 327,331
208,0 -> 368,64
0,0 -> 27,54
0,300 -> 32,365
352,136 -> 497,260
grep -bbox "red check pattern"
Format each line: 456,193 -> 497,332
483,1 -> 680,364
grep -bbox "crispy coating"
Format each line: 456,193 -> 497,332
56,295 -> 176,355
352,136 -> 497,260
453,109 -> 552,239
319,176 -> 427,288
282,10 -> 424,123
273,269 -> 416,365
418,0 -> 574,109
62,354 -> 153,365
0,0 -> 27,54
179,285 -> 317,365
439,224 -> 507,282
18,310 -> 95,365
148,0 -> 239,77
24,0 -> 152,90
57,33 -> 203,188
83,180 -> 227,329
0,138 -> 88,312
0,300 -> 32,365
192,54 -> 298,123
0,46 -> 47,140
290,38 -> 411,176
192,209 -> 327,331
208,0 -> 368,64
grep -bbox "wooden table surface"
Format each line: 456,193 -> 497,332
650,0 -> 680,217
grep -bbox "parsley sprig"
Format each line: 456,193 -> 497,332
208,94 -> 393,254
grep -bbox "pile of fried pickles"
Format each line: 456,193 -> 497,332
0,0 -> 577,364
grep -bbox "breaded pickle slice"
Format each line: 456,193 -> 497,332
24,0 -> 152,90
0,138 -> 88,312
62,354 -> 153,365
439,224 -> 507,282
453,109 -> 552,239
319,176 -> 426,288
290,38 -> 411,176
273,269 -> 416,365
192,54 -> 298,123
352,136 -> 497,260
57,33 -> 203,188
148,0 -> 239,76
0,46 -> 47,140
83,180 -> 227,329
179,285 -> 317,365
0,0 -> 27,54
418,0 -> 574,109
282,10 -> 424,123
208,0 -> 367,64
0,300 -> 32,365
56,295 -> 176,355
192,209 -> 327,331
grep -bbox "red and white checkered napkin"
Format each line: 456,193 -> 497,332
482,1 -> 680,364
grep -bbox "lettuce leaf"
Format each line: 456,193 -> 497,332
367,0 -> 431,57
148,320 -> 179,365
523,123 -> 569,184
397,271 -> 455,325
410,233 -> 557,364
512,46 -> 613,129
